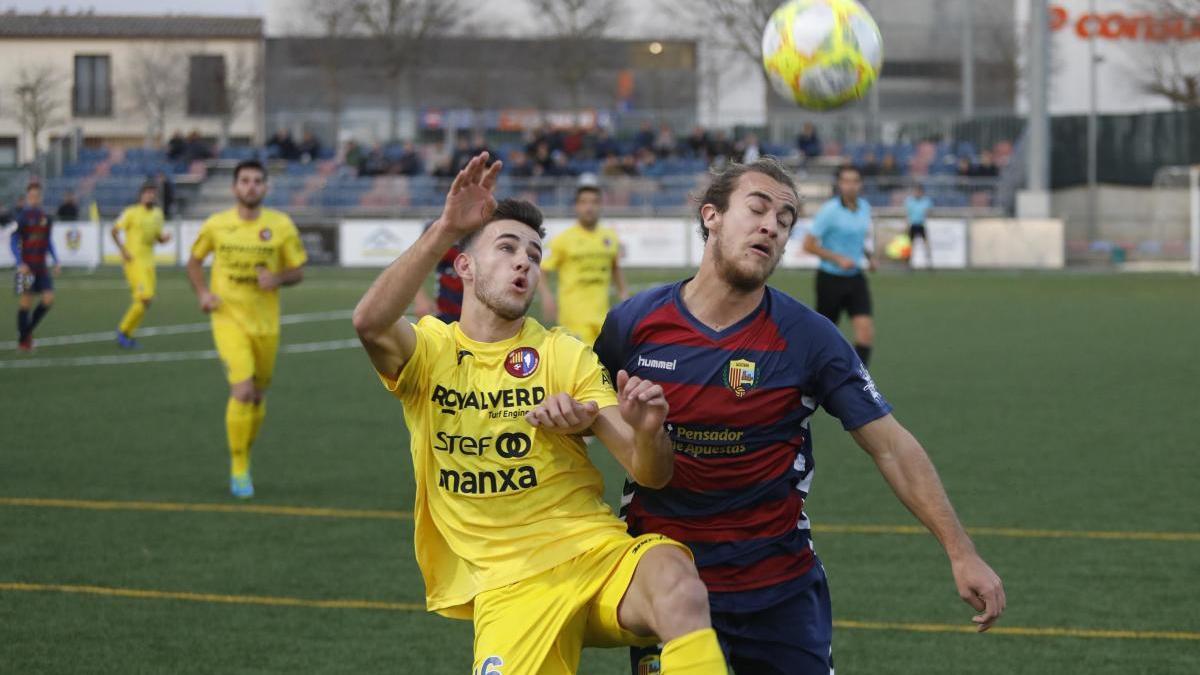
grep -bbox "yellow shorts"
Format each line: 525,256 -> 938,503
123,261 -> 156,301
471,533 -> 690,675
211,321 -> 279,389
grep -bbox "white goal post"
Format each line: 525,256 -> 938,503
1191,165 -> 1199,275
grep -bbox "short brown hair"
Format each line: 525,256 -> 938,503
695,157 -> 799,242
460,198 -> 547,251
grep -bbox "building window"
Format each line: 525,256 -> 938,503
0,137 -> 17,166
73,55 -> 112,117
188,55 -> 228,117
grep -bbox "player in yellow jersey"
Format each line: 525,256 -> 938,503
112,181 -> 170,348
354,153 -> 728,675
541,185 -> 628,345
186,160 -> 307,499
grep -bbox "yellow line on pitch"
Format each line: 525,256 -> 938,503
0,497 -> 411,520
4,582 -> 1197,642
3,497 -> 1199,543
833,619 -> 1200,641
0,582 -> 423,612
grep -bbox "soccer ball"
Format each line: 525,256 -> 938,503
761,0 -> 883,110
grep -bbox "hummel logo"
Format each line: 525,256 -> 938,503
637,355 -> 677,371
457,349 -> 474,365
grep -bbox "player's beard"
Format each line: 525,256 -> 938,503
473,273 -> 533,322
238,194 -> 264,209
712,229 -> 779,293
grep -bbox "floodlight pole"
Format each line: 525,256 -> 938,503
961,0 -> 975,118
1190,165 -> 1199,275
1027,0 -> 1051,194
1086,0 -> 1099,247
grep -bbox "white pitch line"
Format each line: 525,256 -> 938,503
0,338 -> 361,369
0,310 -> 354,350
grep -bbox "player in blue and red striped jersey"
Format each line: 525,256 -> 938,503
590,158 -> 1005,674
412,221 -> 463,322
11,183 -> 59,352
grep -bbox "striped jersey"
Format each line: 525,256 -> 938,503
595,280 -> 892,613
435,244 -> 463,322
11,208 -> 56,271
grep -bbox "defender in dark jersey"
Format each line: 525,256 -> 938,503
11,183 -> 59,351
412,221 -> 463,322
591,158 -> 1005,674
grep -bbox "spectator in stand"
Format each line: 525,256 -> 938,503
634,121 -> 655,152
185,130 -> 213,162
600,155 -> 625,177
469,132 -> 495,165
397,141 -> 423,176
562,126 -> 585,157
532,141 -> 554,174
267,129 -> 298,161
167,131 -> 187,161
972,150 -> 999,177
507,149 -> 535,177
707,130 -> 734,165
653,124 -> 676,158
619,154 -> 640,176
681,126 -> 708,159
740,133 -> 762,163
297,131 -> 321,163
593,127 -> 620,159
56,190 -> 80,221
635,147 -> 659,174
547,151 -> 577,177
858,151 -> 880,177
451,136 -> 475,173
956,157 -> 973,177
343,140 -> 365,175
155,171 -> 176,218
879,153 -> 902,178
360,143 -> 389,177
431,156 -> 456,179
797,122 -> 822,159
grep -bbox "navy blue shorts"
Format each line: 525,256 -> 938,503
15,269 -> 53,295
630,566 -> 834,675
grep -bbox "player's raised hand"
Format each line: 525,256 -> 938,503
438,152 -> 503,241
525,393 -> 599,435
951,553 -> 1006,632
616,370 -> 669,437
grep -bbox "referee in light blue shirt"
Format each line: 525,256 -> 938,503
803,165 -> 876,366
904,183 -> 934,270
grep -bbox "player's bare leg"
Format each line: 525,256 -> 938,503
852,314 -> 875,367
618,545 -> 726,673
227,378 -> 258,498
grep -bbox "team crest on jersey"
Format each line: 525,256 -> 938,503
725,358 -> 756,398
258,227 -> 272,241
636,654 -> 661,675
504,347 -> 539,378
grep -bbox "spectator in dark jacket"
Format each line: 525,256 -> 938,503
56,191 -> 80,220
297,131 -> 321,163
155,171 -> 176,218
167,131 -> 187,161
797,122 -> 822,159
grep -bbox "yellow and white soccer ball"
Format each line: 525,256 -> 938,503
761,0 -> 883,110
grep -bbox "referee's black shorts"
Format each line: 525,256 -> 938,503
815,270 -> 872,323
908,223 -> 927,240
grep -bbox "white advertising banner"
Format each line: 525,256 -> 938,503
544,218 -> 693,268
875,218 -> 968,269
176,221 -> 209,266
102,222 -> 180,265
780,219 -> 822,269
0,221 -> 102,268
339,220 -> 426,267
970,219 -> 1065,269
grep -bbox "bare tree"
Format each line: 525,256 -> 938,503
527,0 -> 623,110
303,0 -> 359,141
12,65 -> 65,158
219,47 -> 264,148
124,45 -> 187,145
351,0 -> 463,140
1129,0 -> 1200,107
672,0 -> 776,68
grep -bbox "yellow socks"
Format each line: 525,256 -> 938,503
226,398 -> 256,477
248,399 -> 267,447
660,627 -> 727,674
118,300 -> 147,335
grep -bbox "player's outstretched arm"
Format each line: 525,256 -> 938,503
591,370 -> 673,489
186,255 -> 220,313
353,152 -> 501,379
850,414 -> 1006,632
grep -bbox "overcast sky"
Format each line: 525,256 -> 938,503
3,0 -> 264,15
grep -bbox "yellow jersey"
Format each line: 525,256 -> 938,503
380,316 -> 626,619
190,208 -> 307,336
543,223 -> 620,317
115,204 -> 165,262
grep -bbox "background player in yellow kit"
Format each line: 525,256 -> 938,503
186,160 -> 307,499
112,181 -> 170,348
541,185 -> 627,345
353,152 -> 727,675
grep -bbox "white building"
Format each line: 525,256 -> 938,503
0,12 -> 264,165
